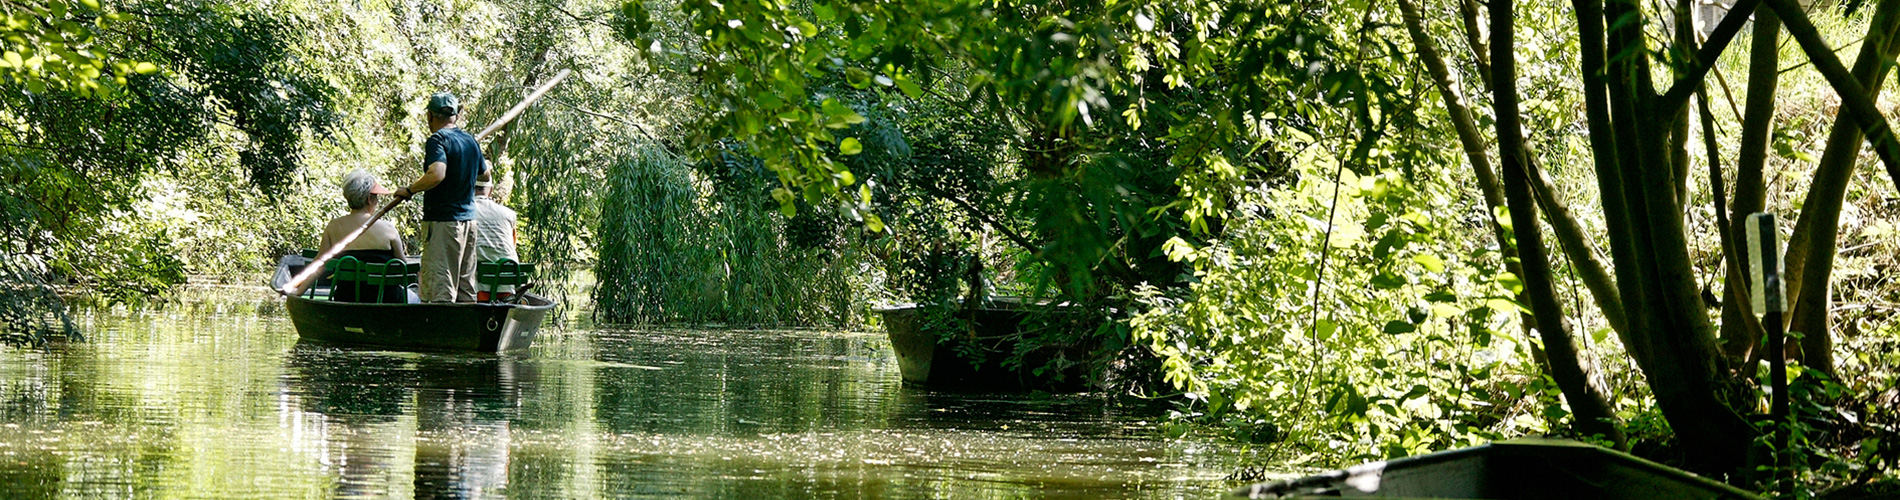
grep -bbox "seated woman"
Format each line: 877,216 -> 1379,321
321,169 -> 409,303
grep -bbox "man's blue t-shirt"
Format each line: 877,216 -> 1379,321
421,127 -> 485,222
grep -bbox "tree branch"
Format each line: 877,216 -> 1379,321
1766,0 -> 1900,195
912,182 -> 1038,254
1656,0 -> 1765,115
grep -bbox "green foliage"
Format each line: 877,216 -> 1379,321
667,0 -> 1373,234
594,144 -> 866,326
0,0 -> 153,97
1131,161 -> 1560,462
0,255 -> 76,345
136,2 -> 339,192
0,0 -> 339,304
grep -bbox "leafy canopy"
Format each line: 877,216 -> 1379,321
0,0 -> 156,97
658,0 -> 1383,237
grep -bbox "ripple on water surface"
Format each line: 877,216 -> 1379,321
0,289 -> 1266,499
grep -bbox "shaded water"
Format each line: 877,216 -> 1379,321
0,288 -> 1269,499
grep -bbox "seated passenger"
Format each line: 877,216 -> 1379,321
322,169 -> 409,303
471,180 -> 519,302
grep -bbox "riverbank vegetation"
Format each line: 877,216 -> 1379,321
2,0 -> 1898,496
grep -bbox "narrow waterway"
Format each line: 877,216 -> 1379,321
0,288 -> 1270,499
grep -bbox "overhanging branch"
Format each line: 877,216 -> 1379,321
1766,0 -> 1900,196
1656,0 -> 1765,116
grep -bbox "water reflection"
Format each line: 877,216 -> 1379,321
0,289 -> 1266,499
284,348 -> 526,499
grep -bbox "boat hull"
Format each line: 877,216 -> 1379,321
879,305 -> 1030,388
876,300 -> 1090,391
1232,438 -> 1760,499
284,295 -> 553,353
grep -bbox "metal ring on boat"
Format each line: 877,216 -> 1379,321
487,317 -> 500,332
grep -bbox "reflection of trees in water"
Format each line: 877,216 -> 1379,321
284,347 -> 529,499
584,329 -> 901,436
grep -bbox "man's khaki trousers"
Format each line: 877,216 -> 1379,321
420,220 -> 477,303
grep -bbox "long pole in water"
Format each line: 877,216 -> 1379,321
1746,212 -> 1791,496
278,69 -> 574,297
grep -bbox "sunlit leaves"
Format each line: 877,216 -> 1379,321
0,0 -> 154,98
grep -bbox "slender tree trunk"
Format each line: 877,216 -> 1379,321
1571,0 -> 1651,365
1590,0 -> 1755,474
1774,0 -> 1900,378
1766,0 -> 1900,187
1668,0 -> 1696,207
1395,0 -> 1537,348
1721,7 -> 1780,371
1458,0 -> 1491,88
1488,0 -> 1627,447
1525,158 -> 1626,336
1444,0 -> 1628,339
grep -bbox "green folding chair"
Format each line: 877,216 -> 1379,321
361,259 -> 420,304
477,259 -> 536,303
324,256 -> 365,302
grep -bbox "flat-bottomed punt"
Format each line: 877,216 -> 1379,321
273,258 -> 555,352
1231,438 -> 1760,499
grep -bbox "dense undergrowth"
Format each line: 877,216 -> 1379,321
2,0 -> 1897,497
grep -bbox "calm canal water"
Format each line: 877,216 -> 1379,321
0,288 -> 1270,499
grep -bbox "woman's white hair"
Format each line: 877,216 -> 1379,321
341,169 -> 379,210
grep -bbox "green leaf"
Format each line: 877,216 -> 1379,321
895,74 -> 922,98
1372,230 -> 1404,260
839,137 -> 862,155
1497,272 -> 1524,294
1317,318 -> 1338,341
133,61 -> 157,74
1412,254 -> 1445,273
1369,272 -> 1405,290
1492,205 -> 1513,232
1543,404 -> 1570,421
1485,297 -> 1529,314
1382,320 -> 1416,335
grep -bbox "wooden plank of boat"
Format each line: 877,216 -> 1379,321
274,258 -> 556,353
1231,438 -> 1762,499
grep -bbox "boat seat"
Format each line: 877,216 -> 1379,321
477,259 -> 535,303
327,257 -> 419,304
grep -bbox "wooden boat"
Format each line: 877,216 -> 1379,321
272,258 -> 555,353
1231,438 -> 1761,499
875,297 -> 1089,391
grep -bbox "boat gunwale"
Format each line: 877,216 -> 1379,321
1232,438 -> 1761,499
281,292 -> 557,311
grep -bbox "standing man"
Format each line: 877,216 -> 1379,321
471,180 -> 519,302
394,92 -> 488,303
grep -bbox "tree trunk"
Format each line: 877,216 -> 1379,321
1396,0 -> 1548,374
1488,0 -> 1627,447
1772,0 -> 1900,378
1585,0 -> 1756,474
1720,7 -> 1779,371
1439,0 -> 1629,342
1765,0 -> 1900,187
1668,0 -> 1696,207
